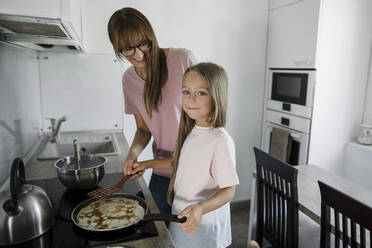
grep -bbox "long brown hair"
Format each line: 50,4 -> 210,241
108,7 -> 168,116
167,62 -> 229,204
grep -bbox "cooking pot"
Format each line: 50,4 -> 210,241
0,158 -> 54,245
54,139 -> 106,190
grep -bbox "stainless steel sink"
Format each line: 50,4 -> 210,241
37,132 -> 121,160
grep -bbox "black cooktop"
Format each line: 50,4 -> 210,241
2,173 -> 158,248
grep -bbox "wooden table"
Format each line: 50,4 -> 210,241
247,164 -> 372,242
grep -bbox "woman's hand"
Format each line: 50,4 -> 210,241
122,159 -> 144,179
177,203 -> 204,233
131,162 -> 148,175
122,114 -> 152,179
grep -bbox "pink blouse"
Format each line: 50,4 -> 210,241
122,48 -> 196,176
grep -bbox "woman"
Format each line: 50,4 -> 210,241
108,7 -> 196,214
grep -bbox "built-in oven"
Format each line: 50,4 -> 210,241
263,110 -> 310,165
267,69 -> 316,119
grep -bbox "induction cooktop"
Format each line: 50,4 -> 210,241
1,173 -> 158,248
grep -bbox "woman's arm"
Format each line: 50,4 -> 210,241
131,158 -> 173,175
177,185 -> 236,233
123,114 -> 152,178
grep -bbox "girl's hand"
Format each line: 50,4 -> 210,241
177,204 -> 204,233
123,159 -> 144,179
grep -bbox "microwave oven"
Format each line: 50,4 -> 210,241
267,69 -> 316,119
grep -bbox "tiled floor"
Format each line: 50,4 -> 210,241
229,201 -> 251,248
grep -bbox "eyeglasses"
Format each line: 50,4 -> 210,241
120,41 -> 152,57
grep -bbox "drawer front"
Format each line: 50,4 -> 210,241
267,100 -> 312,119
266,110 -> 311,133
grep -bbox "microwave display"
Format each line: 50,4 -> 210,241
271,73 -> 308,105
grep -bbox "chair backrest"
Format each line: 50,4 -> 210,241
254,147 -> 299,248
318,181 -> 372,248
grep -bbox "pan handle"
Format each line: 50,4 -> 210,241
142,213 -> 187,223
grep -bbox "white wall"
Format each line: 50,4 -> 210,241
308,0 -> 372,174
0,44 -> 42,185
82,0 -> 269,201
363,46 -> 372,124
342,37 -> 372,191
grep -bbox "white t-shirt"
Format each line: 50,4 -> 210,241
169,125 -> 239,248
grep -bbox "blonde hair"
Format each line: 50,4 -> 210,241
167,62 -> 228,204
108,7 -> 168,116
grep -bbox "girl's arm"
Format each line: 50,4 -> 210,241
123,114 -> 152,179
131,158 -> 173,175
177,185 -> 236,233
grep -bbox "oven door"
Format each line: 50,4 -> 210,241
264,123 -> 309,165
267,69 -> 315,118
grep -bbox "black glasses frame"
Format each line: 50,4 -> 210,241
120,41 -> 152,58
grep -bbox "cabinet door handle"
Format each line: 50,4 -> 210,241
293,60 -> 313,66
281,117 -> 290,126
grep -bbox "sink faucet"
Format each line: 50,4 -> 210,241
47,116 -> 67,143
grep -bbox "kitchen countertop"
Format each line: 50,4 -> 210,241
23,130 -> 175,248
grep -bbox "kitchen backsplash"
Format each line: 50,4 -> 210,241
0,45 -> 131,185
0,44 -> 42,185
39,52 -> 126,132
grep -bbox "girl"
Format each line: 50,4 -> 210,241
130,63 -> 239,248
107,7 -> 196,214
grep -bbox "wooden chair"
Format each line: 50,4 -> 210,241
254,147 -> 299,248
318,181 -> 372,248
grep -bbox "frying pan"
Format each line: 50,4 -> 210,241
71,193 -> 186,235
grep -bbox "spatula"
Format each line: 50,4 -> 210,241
87,174 -> 131,200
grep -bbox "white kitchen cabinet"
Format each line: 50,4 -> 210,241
82,0 -> 117,54
0,0 -> 61,18
82,0 -> 140,54
268,0 -> 320,68
263,0 -> 372,175
82,0 -> 160,54
269,0 -> 303,10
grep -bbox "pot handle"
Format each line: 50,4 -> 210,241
142,213 -> 187,223
2,158 -> 25,214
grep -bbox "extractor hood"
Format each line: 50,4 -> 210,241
0,14 -> 84,52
